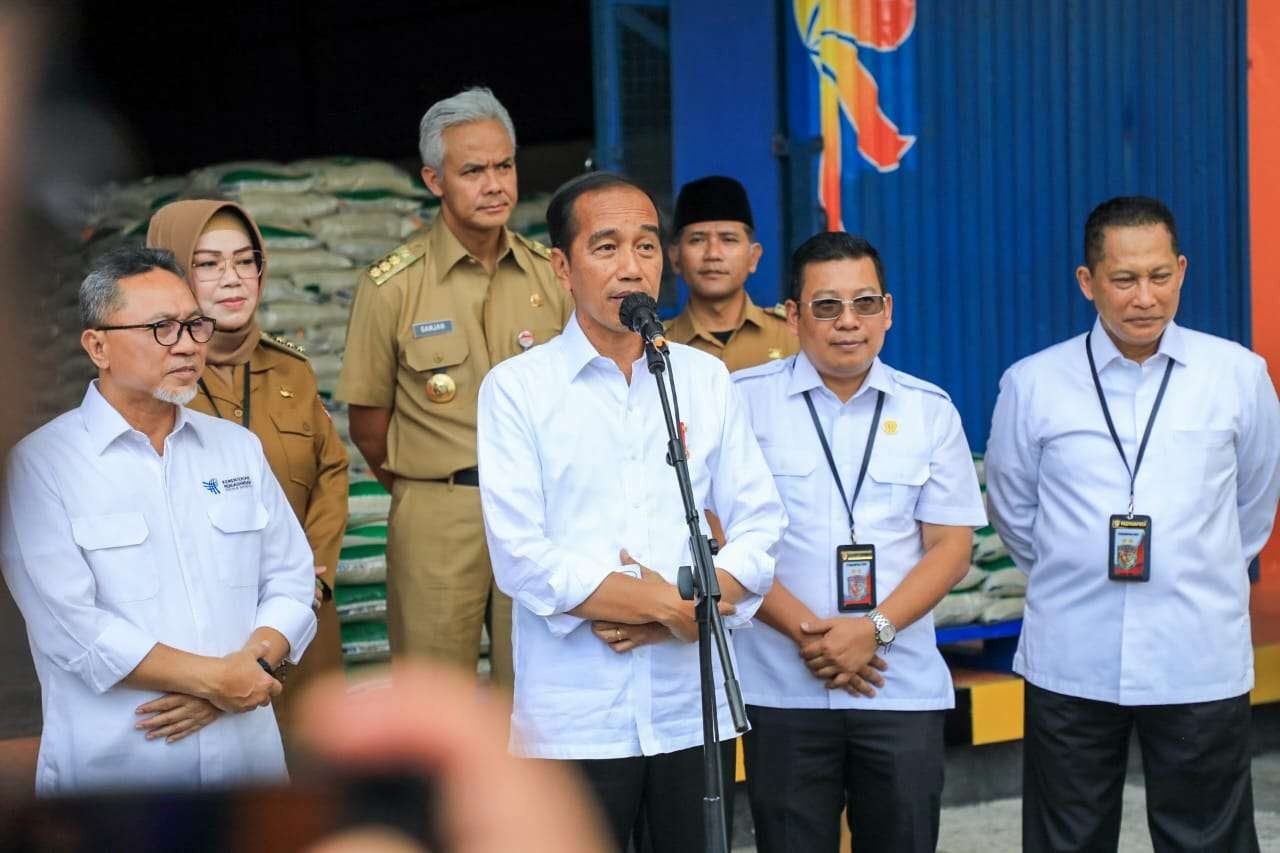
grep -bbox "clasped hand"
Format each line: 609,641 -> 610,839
798,617 -> 888,698
591,549 -> 735,653
134,640 -> 281,744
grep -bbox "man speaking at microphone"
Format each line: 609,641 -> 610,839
477,171 -> 786,852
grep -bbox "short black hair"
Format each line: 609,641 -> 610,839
1083,196 -> 1180,272
79,244 -> 185,328
546,171 -> 662,253
788,231 -> 886,302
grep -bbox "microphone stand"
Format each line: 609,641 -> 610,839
642,339 -> 748,853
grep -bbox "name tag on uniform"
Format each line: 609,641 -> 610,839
1108,515 -> 1152,582
412,320 -> 453,338
836,544 -> 877,612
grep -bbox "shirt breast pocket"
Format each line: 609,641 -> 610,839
70,512 -> 156,603
866,456 -> 930,520
268,407 -> 318,489
207,501 -> 269,588
760,444 -> 817,515
402,331 -> 469,375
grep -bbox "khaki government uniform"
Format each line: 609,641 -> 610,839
186,333 -> 349,728
664,293 -> 798,373
335,217 -> 572,686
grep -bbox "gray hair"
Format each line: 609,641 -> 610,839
79,245 -> 185,328
418,87 -> 517,172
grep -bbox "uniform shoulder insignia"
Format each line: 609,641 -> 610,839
260,331 -> 309,361
890,368 -> 950,400
731,356 -> 790,383
766,303 -> 789,320
367,240 -> 425,286
514,231 -> 553,261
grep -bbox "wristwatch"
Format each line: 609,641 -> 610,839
867,609 -> 897,651
257,657 -> 291,683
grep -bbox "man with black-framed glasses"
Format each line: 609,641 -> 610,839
0,245 -> 318,793
732,231 -> 986,852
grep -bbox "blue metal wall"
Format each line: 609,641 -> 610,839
669,0 -> 787,310
666,0 -> 1249,450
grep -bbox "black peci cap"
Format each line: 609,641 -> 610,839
672,175 -> 754,233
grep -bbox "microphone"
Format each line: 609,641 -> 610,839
618,292 -> 668,350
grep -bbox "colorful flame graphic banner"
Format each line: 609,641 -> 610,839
794,0 -> 917,230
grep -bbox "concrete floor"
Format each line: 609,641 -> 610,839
731,750 -> 1280,852
936,752 -> 1280,852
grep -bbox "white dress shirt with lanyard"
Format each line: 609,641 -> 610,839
986,318 -> 1280,705
0,382 -> 317,793
732,352 -> 987,710
477,315 -> 787,759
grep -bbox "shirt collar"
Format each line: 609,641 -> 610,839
559,313 -> 604,381
1088,316 -> 1188,368
785,350 -> 894,401
667,293 -> 765,348
79,380 -> 201,455
432,216 -> 519,275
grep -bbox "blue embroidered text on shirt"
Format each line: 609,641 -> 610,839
201,479 -> 220,495
220,476 -> 252,492
412,320 -> 453,338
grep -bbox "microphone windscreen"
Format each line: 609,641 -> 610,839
618,292 -> 660,331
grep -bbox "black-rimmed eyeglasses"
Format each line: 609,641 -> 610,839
95,317 -> 217,346
807,295 -> 889,320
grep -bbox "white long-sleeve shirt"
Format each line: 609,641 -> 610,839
986,319 -> 1280,705
733,354 -> 987,710
1,382 -> 317,793
478,315 -> 786,759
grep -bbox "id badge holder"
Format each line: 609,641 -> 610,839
836,544 -> 877,612
1108,515 -> 1152,582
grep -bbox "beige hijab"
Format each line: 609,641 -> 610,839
146,199 -> 267,366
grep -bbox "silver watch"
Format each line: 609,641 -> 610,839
867,609 -> 897,650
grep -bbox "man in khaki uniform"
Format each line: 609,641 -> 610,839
336,87 -> 571,686
664,175 -> 797,372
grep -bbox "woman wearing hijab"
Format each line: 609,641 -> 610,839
146,200 -> 347,744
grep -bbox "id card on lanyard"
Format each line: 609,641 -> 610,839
1086,332 -> 1173,582
803,389 -> 885,612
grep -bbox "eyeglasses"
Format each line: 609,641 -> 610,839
191,250 -> 263,283
807,295 -> 888,320
95,317 -> 217,346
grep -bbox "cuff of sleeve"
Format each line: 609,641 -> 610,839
540,562 -> 634,638
723,591 -> 763,629
255,596 -> 318,664
712,544 -> 772,596
914,505 -> 989,527
542,612 -> 587,638
555,556 -> 613,615
89,618 -> 157,694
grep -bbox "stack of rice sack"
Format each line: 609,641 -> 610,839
336,480 -> 392,670
933,453 -> 1028,628
64,159 -> 552,672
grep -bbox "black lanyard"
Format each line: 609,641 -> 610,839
1085,331 -> 1174,517
198,362 -> 251,429
803,388 -> 885,544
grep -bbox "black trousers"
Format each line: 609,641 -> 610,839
743,704 -> 945,853
576,739 -> 736,853
1023,683 -> 1258,853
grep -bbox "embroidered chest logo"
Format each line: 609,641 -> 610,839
201,478 -> 221,495
220,475 -> 253,493
882,420 -> 899,435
